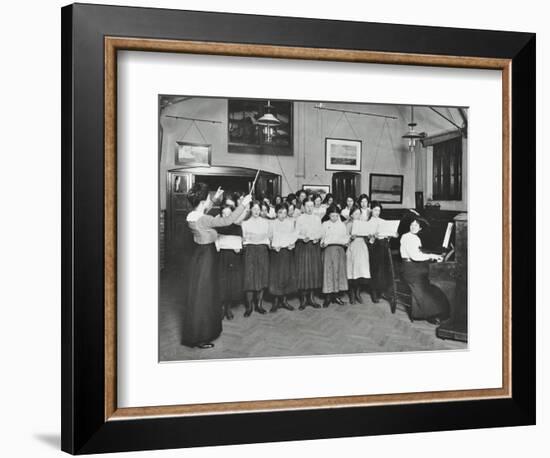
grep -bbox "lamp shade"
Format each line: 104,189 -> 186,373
402,123 -> 424,140
257,112 -> 281,125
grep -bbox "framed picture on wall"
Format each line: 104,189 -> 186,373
62,3 -> 535,455
325,138 -> 362,171
228,98 -> 293,155
175,141 -> 212,167
369,173 -> 404,204
302,184 -> 330,195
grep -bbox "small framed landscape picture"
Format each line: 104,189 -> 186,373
325,138 -> 362,171
175,141 -> 212,167
369,173 -> 404,204
302,184 -> 330,196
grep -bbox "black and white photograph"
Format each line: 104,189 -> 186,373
159,95 -> 469,361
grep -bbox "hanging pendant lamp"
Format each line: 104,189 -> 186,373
257,101 -> 281,143
402,106 -> 424,152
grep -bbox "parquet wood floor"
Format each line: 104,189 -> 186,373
159,272 -> 466,362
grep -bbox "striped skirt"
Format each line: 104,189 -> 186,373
322,245 -> 349,294
295,240 -> 322,290
243,244 -> 269,291
269,248 -> 297,296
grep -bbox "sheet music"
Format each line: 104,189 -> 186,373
271,232 -> 299,249
351,220 -> 378,236
442,222 -> 453,248
215,235 -> 243,251
377,220 -> 400,238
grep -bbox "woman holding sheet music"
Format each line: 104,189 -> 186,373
268,203 -> 298,312
320,205 -> 350,307
216,205 -> 244,321
346,205 -> 371,304
366,201 -> 393,303
242,200 -> 271,317
295,199 -> 324,309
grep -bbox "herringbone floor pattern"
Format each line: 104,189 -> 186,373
159,272 -> 466,362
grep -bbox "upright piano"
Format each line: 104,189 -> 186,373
429,213 -> 468,342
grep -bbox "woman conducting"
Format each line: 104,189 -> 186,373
183,183 -> 252,348
400,218 -> 450,324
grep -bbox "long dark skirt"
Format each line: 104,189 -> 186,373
401,261 -> 450,320
295,240 -> 322,290
243,244 -> 269,291
368,238 -> 392,294
218,249 -> 244,302
322,245 -> 348,294
269,248 -> 297,296
181,243 -> 222,347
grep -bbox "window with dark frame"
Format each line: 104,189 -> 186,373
432,136 -> 463,201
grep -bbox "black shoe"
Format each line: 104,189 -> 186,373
255,304 -> 267,314
333,297 -> 345,305
224,304 -> 234,321
196,342 -> 214,349
299,293 -> 307,310
244,301 -> 253,317
371,290 -> 380,303
323,297 -> 331,308
270,297 -> 280,313
307,291 -> 321,308
348,291 -> 355,305
281,299 -> 294,311
354,288 -> 363,304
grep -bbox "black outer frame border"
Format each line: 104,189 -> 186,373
61,3 -> 536,455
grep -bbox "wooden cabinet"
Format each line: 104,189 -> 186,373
332,172 -> 361,205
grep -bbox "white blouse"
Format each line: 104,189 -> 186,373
242,216 -> 271,245
400,232 -> 433,261
340,207 -> 353,220
359,208 -> 371,221
312,205 -> 326,219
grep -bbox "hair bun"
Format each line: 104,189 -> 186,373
187,182 -> 209,208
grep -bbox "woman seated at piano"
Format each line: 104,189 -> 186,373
399,218 -> 450,325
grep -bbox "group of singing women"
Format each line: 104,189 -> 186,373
182,183 -> 449,349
